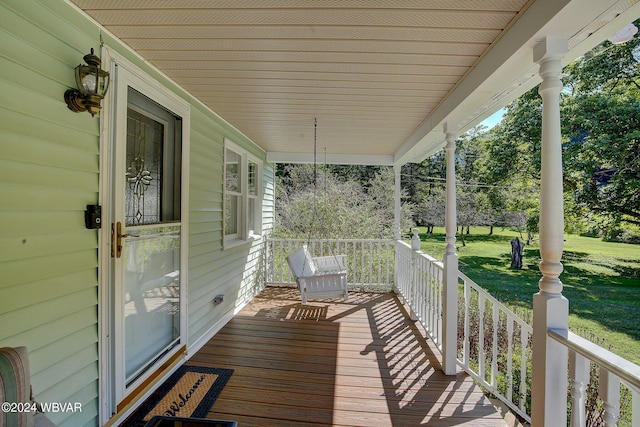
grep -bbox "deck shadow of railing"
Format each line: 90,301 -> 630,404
365,294 -> 501,425
265,238 -> 640,425
264,287 -> 503,425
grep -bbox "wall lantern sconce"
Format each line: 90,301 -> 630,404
64,48 -> 110,117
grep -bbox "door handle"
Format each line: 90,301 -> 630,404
114,221 -> 138,258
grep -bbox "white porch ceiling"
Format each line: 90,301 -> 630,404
72,0 -> 640,165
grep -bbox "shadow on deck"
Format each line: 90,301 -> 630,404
188,286 -> 508,426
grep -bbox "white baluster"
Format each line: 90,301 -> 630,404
569,351 -> 590,427
632,388 -> 639,427
600,369 -> 620,427
409,249 -> 418,321
463,279 -> 470,367
369,241 -> 373,284
492,304 -> 499,388
394,164 -> 402,240
507,316 -> 514,402
479,293 -> 486,380
520,327 -> 528,412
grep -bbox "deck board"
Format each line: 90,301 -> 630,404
187,287 -> 508,426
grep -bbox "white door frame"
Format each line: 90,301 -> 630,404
98,46 -> 190,424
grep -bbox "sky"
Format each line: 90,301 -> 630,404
480,108 -> 505,129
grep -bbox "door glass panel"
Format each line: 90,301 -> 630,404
124,225 -> 180,383
121,87 -> 182,389
125,109 -> 164,226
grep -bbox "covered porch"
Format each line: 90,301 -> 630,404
60,0 -> 640,426
123,233 -> 640,425
188,286 -> 509,426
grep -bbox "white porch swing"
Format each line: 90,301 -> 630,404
286,119 -> 349,304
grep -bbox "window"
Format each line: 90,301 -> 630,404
248,160 -> 259,235
224,139 -> 262,246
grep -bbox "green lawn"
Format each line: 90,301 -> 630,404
415,226 -> 640,364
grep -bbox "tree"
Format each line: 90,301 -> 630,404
415,186 -> 445,232
485,89 -> 543,183
365,167 -> 415,234
563,93 -> 640,226
274,165 -> 414,239
482,26 -> 640,237
563,28 -> 640,95
402,152 -> 445,209
456,189 -> 484,246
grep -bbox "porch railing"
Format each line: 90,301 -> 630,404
457,271 -> 532,422
394,240 -> 444,351
265,237 -> 640,425
265,238 -> 394,287
394,240 -> 532,422
548,328 -> 640,426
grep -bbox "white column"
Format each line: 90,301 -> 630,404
531,36 -> 569,427
394,164 -> 402,240
442,122 -> 458,376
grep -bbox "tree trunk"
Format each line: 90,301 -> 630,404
510,237 -> 524,269
527,233 -> 535,245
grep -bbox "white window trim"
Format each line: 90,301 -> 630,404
224,138 -> 262,248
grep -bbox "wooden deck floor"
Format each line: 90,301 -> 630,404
187,287 -> 508,426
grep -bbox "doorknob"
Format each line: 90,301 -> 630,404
114,221 -> 138,258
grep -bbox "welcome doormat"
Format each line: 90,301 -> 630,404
123,365 -> 234,426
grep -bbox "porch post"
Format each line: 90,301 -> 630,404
394,164 -> 402,240
531,36 -> 569,427
442,122 -> 458,376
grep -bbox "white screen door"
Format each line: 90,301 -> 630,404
106,62 -> 189,407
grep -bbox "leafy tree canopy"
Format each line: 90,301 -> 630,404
274,164 -> 413,239
486,24 -> 640,235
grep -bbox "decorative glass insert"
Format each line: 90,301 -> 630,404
126,109 -> 164,226
225,194 -> 239,236
248,197 -> 256,234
